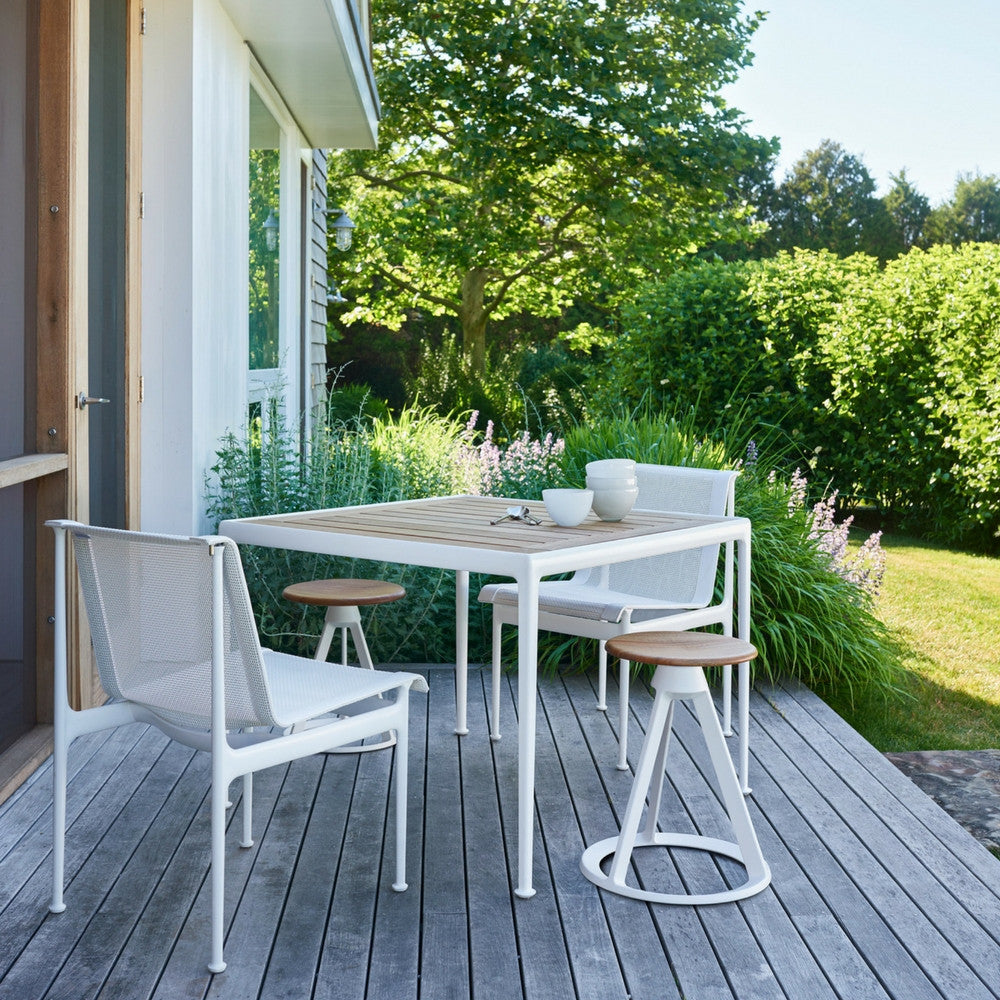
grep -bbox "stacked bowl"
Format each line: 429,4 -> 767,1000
585,459 -> 638,521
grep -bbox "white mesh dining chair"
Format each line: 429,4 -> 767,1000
479,464 -> 739,770
47,520 -> 428,975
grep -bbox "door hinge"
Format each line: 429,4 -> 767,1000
140,8 -> 147,35
139,191 -> 145,219
138,375 -> 145,403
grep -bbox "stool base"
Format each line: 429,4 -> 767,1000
581,655 -> 769,906
309,605 -> 396,752
581,831 -> 770,905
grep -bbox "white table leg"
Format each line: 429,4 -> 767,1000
515,573 -> 539,898
737,534 -> 751,793
454,570 -> 470,735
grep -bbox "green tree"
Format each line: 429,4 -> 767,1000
330,0 -> 775,369
925,172 -> 1000,245
883,169 -> 930,251
767,140 -> 897,259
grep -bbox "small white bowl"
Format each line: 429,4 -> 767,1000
585,474 -> 637,491
591,486 -> 639,521
543,488 -> 594,527
586,459 -> 636,477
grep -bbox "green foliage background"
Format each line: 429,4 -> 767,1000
207,401 -> 903,697
594,243 -> 1000,549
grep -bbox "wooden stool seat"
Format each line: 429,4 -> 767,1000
581,630 -> 770,905
605,631 -> 757,668
282,578 -> 405,608
283,578 -> 406,754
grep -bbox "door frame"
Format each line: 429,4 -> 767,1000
0,0 -> 142,801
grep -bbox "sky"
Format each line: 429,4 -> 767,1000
722,0 -> 1000,205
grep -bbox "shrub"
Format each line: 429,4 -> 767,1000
208,403 -> 903,698
595,246 -> 1000,551
550,415 -> 903,697
737,460 -> 900,697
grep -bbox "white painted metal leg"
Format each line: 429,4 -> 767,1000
490,614 -> 503,741
616,659 -> 631,771
737,534 -> 752,793
392,696 -> 410,892
49,526 -> 67,915
314,613 -> 337,662
515,573 -> 539,898
721,663 -> 733,737
641,699 -> 675,839
596,640 -> 608,711
240,773 -> 253,848
347,617 -> 376,671
454,570 -> 470,735
209,773 -> 227,973
607,688 -> 673,887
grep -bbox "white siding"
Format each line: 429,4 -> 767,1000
141,0 -> 310,534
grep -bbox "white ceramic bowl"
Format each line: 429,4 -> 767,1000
542,488 -> 594,527
591,486 -> 639,521
585,474 -> 637,491
586,459 -> 636,477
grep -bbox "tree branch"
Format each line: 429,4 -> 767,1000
374,264 -> 460,313
356,168 -> 469,191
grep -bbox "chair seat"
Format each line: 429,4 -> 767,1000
479,581 -> 698,623
263,650 -> 427,728
282,578 -> 405,607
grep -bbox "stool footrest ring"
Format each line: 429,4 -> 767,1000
581,831 -> 771,905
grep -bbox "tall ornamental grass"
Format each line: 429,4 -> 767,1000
207,397 -> 904,699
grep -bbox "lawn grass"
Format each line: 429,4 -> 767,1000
817,533 -> 1000,752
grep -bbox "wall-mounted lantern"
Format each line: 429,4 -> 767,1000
327,208 -> 356,251
262,208 -> 279,251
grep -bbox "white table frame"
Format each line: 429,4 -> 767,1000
221,496 -> 752,899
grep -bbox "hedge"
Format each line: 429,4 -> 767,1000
594,245 -> 1000,549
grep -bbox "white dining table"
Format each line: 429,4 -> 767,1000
220,494 -> 752,899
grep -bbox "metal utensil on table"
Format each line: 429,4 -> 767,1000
490,505 -> 541,526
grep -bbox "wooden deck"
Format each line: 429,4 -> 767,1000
2,666 -> 999,1000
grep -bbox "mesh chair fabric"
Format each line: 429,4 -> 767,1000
263,650 -> 427,727
603,465 -> 735,607
72,526 -> 277,730
479,465 -> 737,620
479,580 -> 698,623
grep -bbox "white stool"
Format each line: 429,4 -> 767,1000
283,578 -> 405,752
581,632 -> 770,904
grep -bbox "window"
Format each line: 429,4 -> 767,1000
246,69 -> 305,433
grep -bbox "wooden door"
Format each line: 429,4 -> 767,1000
0,0 -> 142,799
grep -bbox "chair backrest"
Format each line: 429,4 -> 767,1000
605,464 -> 738,608
70,523 -> 279,730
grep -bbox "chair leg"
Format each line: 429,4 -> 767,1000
392,696 -> 410,892
209,773 -> 228,974
490,614 -> 503,741
240,773 -> 253,848
596,641 -> 608,711
617,658 -> 631,770
49,724 -> 68,914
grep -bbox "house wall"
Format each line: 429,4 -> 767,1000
307,149 -> 330,420
141,0 -> 310,535
140,0 -> 197,533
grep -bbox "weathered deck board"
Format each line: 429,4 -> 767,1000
2,667 -> 999,1000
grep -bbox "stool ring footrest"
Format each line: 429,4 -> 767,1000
581,831 -> 771,905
